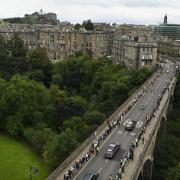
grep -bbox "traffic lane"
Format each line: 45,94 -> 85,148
75,124 -> 128,179
99,134 -> 133,179
76,114 -> 141,180
75,126 -> 133,180
98,132 -> 133,179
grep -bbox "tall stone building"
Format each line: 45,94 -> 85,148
112,35 -> 157,69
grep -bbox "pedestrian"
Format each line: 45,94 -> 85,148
95,146 -> 99,155
135,138 -> 138,147
121,165 -> 125,173
142,137 -> 145,144
94,131 -> 96,139
120,159 -> 123,167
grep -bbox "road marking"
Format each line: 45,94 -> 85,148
98,167 -> 103,173
123,119 -> 130,126
105,159 -> 108,163
130,132 -> 136,136
136,121 -> 143,128
118,130 -> 123,135
124,131 -> 127,136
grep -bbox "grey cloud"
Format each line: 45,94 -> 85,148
52,0 -> 180,8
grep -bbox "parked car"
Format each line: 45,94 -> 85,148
125,119 -> 136,131
104,143 -> 120,158
82,171 -> 99,180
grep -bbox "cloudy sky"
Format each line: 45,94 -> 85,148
0,0 -> 180,25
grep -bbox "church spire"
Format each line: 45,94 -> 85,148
163,13 -> 167,24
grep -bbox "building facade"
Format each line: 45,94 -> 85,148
154,15 -> 180,40
112,35 -> 157,69
0,22 -> 157,69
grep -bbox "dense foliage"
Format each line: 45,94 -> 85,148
152,74 -> 180,180
0,34 -> 153,171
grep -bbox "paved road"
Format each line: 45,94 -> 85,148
74,62 -> 176,180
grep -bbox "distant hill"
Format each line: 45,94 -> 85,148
3,10 -> 58,25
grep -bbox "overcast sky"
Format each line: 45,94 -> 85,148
0,0 -> 180,25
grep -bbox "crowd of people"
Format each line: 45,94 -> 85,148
63,70 -> 174,180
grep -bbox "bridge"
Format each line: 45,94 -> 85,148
47,61 -> 178,180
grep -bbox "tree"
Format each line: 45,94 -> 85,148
52,74 -> 63,86
74,23 -> 82,30
131,68 -> 152,86
166,163 -> 180,180
44,128 -> 78,170
10,33 -> 26,57
61,116 -> 90,140
84,110 -> 106,127
27,48 -> 52,86
3,75 -> 50,135
83,20 -> 94,31
0,79 -> 8,129
23,126 -> 55,153
0,34 -> 28,79
0,35 -> 7,62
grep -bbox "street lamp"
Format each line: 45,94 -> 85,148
29,165 -> 39,180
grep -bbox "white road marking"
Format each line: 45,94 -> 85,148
118,130 -> 123,135
123,119 -> 130,126
136,121 -> 143,128
105,159 -> 108,163
130,132 -> 136,136
124,131 -> 128,136
98,167 -> 103,173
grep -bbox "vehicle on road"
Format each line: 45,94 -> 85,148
125,119 -> 136,131
82,171 -> 99,180
104,143 -> 120,158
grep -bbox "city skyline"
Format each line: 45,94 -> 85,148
0,0 -> 180,24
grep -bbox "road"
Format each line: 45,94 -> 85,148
74,62 -> 176,180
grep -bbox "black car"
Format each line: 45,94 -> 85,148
82,171 -> 99,180
125,119 -> 136,131
104,143 -> 120,158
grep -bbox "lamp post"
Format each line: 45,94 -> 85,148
29,165 -> 39,180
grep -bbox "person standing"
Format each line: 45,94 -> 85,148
95,146 -> 99,155
142,137 -> 145,144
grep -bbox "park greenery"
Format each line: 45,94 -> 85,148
74,19 -> 94,31
0,33 -> 153,172
158,47 -> 180,58
0,134 -> 48,180
152,74 -> 180,180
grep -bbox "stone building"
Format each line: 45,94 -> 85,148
112,35 -> 157,69
64,30 -> 113,58
0,22 -> 157,69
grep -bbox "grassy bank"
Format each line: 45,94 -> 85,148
0,134 -> 48,180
